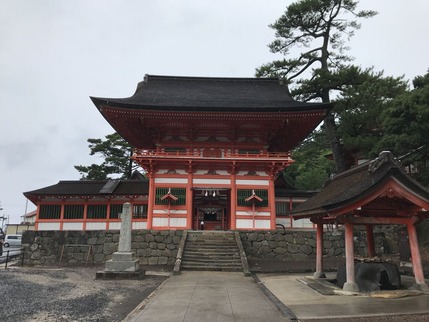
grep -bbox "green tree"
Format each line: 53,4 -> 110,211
75,132 -> 135,180
335,68 -> 408,159
283,130 -> 334,190
256,0 -> 377,173
377,71 -> 429,185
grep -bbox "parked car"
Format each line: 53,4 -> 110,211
3,234 -> 22,247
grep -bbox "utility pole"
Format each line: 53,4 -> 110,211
0,202 -> 7,237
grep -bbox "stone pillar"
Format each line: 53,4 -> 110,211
118,203 -> 132,252
343,222 -> 359,292
314,223 -> 326,278
97,202 -> 144,279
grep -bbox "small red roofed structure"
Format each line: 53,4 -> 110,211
293,151 -> 429,291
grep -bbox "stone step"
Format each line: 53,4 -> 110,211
183,252 -> 241,258
186,240 -> 236,243
187,239 -> 236,243
187,234 -> 234,238
181,265 -> 243,272
181,231 -> 244,273
184,250 -> 240,255
185,244 -> 236,249
187,237 -> 235,241
181,261 -> 243,267
182,257 -> 242,264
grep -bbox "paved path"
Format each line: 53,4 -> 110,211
126,271 -> 287,322
258,273 -> 429,320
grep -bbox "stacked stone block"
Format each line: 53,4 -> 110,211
22,230 -> 182,266
21,227 -> 398,266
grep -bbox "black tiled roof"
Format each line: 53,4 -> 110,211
91,75 -> 331,112
293,152 -> 429,217
24,179 -> 149,198
274,172 -> 318,198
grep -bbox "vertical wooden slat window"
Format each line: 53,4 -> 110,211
275,202 -> 289,216
87,205 -> 107,219
133,204 -> 148,219
110,204 -> 123,219
64,205 -> 84,219
237,189 -> 268,207
39,205 -> 61,220
155,188 -> 186,205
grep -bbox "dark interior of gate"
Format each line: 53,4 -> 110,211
193,189 -> 230,230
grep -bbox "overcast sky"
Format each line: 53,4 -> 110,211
0,0 -> 428,224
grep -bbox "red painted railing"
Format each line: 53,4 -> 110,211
133,149 -> 292,160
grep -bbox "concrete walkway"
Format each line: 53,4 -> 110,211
258,273 -> 429,320
125,271 -> 287,322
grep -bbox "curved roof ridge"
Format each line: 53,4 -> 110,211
143,74 -> 281,82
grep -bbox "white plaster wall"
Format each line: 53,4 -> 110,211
37,222 -> 60,231
293,218 -> 314,228
86,222 -> 107,230
235,179 -> 269,186
155,178 -> 188,184
109,222 -> 121,230
236,219 -> 253,229
254,220 -> 271,229
62,222 -> 84,230
193,178 -> 231,185
153,209 -> 187,215
132,222 -> 147,229
236,219 -> 271,229
152,217 -> 168,227
170,217 -> 187,227
236,211 -> 271,217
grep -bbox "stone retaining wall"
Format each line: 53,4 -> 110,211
21,227 -> 398,266
239,227 -> 398,261
22,230 -> 183,266
239,230 -> 343,260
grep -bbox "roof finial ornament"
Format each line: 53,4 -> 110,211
368,151 -> 397,174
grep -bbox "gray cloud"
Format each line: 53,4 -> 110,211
0,0 -> 428,223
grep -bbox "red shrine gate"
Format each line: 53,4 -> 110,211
89,75 -> 331,230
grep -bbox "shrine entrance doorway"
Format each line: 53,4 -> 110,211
193,188 -> 230,230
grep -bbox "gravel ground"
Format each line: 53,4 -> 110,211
0,265 -> 167,322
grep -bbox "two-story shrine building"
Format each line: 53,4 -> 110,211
25,75 -> 331,231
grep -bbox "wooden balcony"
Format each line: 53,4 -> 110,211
133,148 -> 292,162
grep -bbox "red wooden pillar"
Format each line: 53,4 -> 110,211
146,175 -> 155,229
230,171 -> 237,230
186,165 -> 193,229
407,221 -> 427,288
343,222 -> 359,292
314,222 -> 326,278
59,199 -> 65,231
268,176 -> 276,230
35,205 -> 40,231
366,224 -> 375,257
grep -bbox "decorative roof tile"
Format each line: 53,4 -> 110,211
91,75 -> 331,112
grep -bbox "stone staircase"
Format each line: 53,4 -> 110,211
181,231 -> 244,272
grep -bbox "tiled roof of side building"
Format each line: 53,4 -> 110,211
292,151 -> 429,217
91,74 -> 332,112
24,179 -> 149,198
